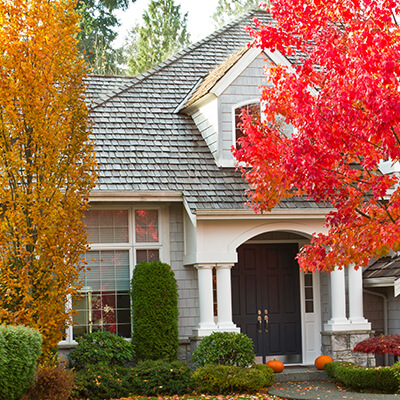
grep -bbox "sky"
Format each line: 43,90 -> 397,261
114,0 -> 218,48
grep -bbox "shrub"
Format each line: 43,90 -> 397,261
131,261 -> 179,361
253,363 -> 275,387
21,364 -> 75,400
194,364 -> 269,394
192,331 -> 255,367
354,334 -> 400,357
391,361 -> 400,393
131,359 -> 194,395
0,325 -> 42,400
325,361 -> 398,393
68,330 -> 134,370
71,364 -> 134,400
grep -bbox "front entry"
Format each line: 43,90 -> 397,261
232,243 -> 302,363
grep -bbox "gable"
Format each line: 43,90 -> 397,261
182,49 -> 286,167
86,10 -> 330,214
218,52 -> 266,165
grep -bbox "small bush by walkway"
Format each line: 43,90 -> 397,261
325,361 -> 398,394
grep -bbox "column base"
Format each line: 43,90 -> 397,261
324,318 -> 351,332
192,323 -> 240,337
217,321 -> 240,332
349,318 -> 371,330
192,324 -> 218,337
321,330 -> 375,366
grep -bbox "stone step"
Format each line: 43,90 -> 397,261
273,366 -> 330,383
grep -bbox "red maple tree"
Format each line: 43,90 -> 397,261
354,334 -> 400,360
233,0 -> 400,272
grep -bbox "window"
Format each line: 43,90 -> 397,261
69,207 -> 162,341
233,101 -> 294,149
304,272 -> 314,313
85,209 -> 129,243
73,250 -> 131,338
134,209 -> 160,264
234,102 -> 260,147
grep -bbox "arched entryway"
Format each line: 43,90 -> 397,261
231,231 -> 314,364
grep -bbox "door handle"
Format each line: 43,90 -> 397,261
257,309 -> 262,333
264,315 -> 269,333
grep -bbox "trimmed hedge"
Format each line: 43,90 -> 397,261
131,359 -> 194,395
0,325 -> 42,400
193,364 -> 271,394
192,331 -> 255,367
68,330 -> 134,370
131,261 -> 179,361
72,364 -> 133,400
325,361 -> 398,394
253,363 -> 275,387
71,360 -> 194,399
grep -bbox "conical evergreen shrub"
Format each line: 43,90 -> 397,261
130,261 -> 179,360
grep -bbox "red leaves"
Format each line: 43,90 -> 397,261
353,335 -> 400,357
234,1 -> 400,272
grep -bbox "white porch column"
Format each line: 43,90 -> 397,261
348,265 -> 371,330
324,267 -> 350,331
216,264 -> 240,332
193,264 -> 217,336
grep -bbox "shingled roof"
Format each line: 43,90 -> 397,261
364,256 -> 400,280
87,10 -> 329,213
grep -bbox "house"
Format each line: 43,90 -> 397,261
60,10 -> 383,366
362,255 -> 400,364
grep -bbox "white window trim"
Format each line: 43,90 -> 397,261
231,98 -> 262,148
61,205 -> 169,345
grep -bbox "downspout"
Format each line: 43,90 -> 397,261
363,289 -> 389,365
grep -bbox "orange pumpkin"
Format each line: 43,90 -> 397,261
266,359 -> 285,373
314,355 -> 333,370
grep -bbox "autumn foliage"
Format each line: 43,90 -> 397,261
0,0 -> 96,359
234,0 -> 400,272
353,334 -> 400,357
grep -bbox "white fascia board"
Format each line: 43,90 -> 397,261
183,197 -> 196,227
363,277 -> 395,287
89,190 -> 183,203
195,207 -> 333,220
217,158 -> 237,168
263,48 -> 294,70
174,77 -> 204,114
183,93 -> 217,116
379,159 -> 400,175
186,47 -> 298,114
211,47 -> 264,97
263,49 -> 318,97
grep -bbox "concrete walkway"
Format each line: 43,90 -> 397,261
268,381 -> 400,399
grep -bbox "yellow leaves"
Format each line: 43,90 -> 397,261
0,0 -> 96,363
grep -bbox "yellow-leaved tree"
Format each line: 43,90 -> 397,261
0,0 -> 97,361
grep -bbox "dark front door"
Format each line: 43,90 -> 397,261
232,243 -> 302,363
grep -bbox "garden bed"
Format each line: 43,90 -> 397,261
110,395 -> 282,400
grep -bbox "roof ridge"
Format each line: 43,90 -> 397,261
90,9 -> 263,111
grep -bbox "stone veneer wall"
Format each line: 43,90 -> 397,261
321,331 -> 375,367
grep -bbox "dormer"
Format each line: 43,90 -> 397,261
177,45 -> 293,167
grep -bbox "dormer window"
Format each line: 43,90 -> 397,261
234,101 -> 260,147
233,100 -> 295,149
